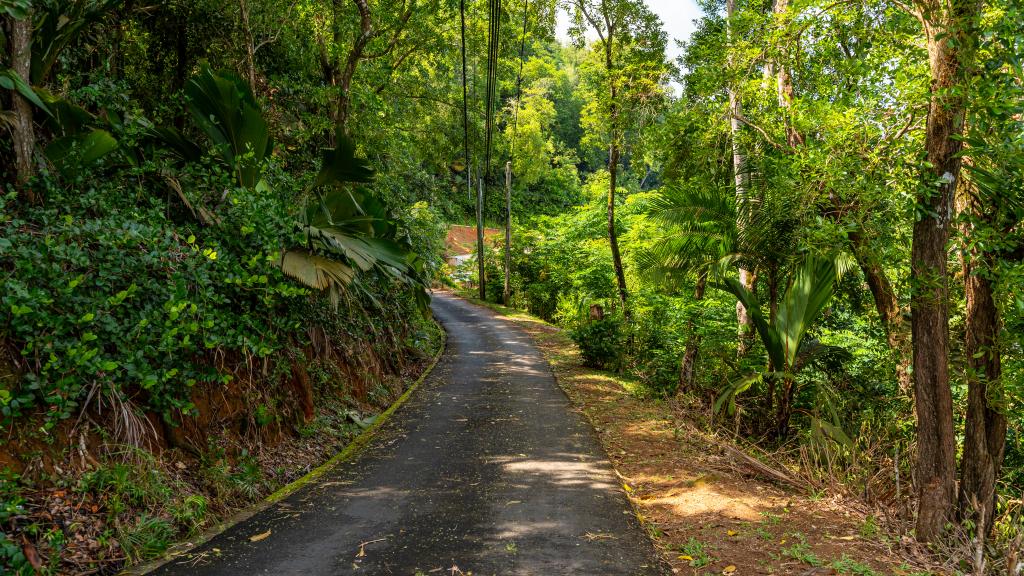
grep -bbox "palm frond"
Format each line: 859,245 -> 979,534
279,249 -> 356,290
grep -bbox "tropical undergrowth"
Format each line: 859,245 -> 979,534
471,168 -> 1021,558
0,68 -> 445,573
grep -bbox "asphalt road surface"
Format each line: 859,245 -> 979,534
151,292 -> 668,576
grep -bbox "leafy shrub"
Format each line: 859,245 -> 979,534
569,318 -> 623,370
0,472 -> 30,575
632,347 -> 680,397
0,172 -> 304,427
170,495 -> 209,534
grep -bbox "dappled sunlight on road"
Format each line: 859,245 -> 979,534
495,454 -> 618,491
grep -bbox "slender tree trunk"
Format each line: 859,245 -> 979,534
957,185 -> 1006,537
774,376 -> 795,439
335,0 -> 372,135
477,171 -> 486,300
606,42 -> 629,321
678,274 -> 706,394
772,0 -> 803,148
911,0 -> 980,541
239,0 -> 258,93
726,0 -> 754,354
504,161 -> 512,305
848,230 -> 913,393
9,13 -> 36,194
608,139 -> 629,319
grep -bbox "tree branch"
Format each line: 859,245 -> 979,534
575,0 -> 607,45
732,113 -> 789,151
373,41 -> 425,94
363,0 -> 415,60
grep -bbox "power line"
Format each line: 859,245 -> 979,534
503,0 -> 528,306
482,0 -> 501,178
477,0 -> 502,300
459,0 -> 471,200
509,0 -> 529,161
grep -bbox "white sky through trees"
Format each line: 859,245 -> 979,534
554,0 -> 703,63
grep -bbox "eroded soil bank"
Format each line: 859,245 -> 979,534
1,316 -> 442,575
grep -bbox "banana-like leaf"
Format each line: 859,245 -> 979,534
773,255 -> 839,369
36,88 -> 94,135
716,276 -> 786,370
714,372 -> 762,416
279,249 -> 355,290
31,0 -> 119,84
793,339 -> 852,373
314,130 -> 375,189
2,0 -> 31,19
185,65 -> 271,189
45,128 -> 118,176
715,253 -> 850,373
146,126 -> 203,163
0,69 -> 52,116
811,416 -> 854,450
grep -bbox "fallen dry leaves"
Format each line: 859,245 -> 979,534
491,307 -> 911,576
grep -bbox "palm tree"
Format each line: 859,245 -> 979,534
638,182 -> 738,393
640,162 -> 808,393
156,67 -> 428,309
714,253 -> 852,438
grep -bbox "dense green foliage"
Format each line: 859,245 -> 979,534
472,0 -> 1022,561
0,0 -> 452,571
2,0 -> 1023,569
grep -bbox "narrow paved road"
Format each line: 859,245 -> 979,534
152,292 -> 668,575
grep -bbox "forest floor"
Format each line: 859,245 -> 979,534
462,295 -> 936,576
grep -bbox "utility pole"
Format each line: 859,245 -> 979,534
504,161 -> 512,305
477,171 -> 486,300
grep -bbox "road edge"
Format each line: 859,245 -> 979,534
126,323 -> 447,575
449,293 -> 674,575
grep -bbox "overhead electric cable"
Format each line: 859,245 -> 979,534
459,0 -> 471,200
509,0 -> 528,161
483,0 -> 501,177
503,0 -> 528,306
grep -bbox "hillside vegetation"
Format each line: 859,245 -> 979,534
2,0 -> 1023,573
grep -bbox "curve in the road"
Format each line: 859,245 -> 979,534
149,292 -> 668,575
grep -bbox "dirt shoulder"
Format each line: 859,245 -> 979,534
465,298 -> 928,576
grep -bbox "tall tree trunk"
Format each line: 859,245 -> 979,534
605,39 -> 629,321
848,230 -> 913,393
334,0 -> 373,135
9,13 -> 36,195
911,0 -> 981,541
957,186 -> 1006,538
678,274 -> 706,394
772,0 -> 803,148
726,0 -> 754,354
239,0 -> 257,93
332,0 -> 413,136
608,139 -> 629,319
